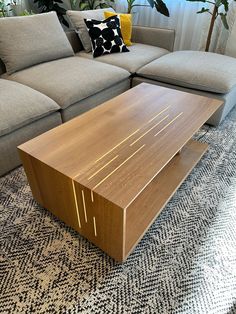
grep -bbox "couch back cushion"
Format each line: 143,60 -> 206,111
66,30 -> 84,53
67,8 -> 115,53
0,12 -> 74,74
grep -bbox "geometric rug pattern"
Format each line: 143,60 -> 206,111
1,108 -> 236,313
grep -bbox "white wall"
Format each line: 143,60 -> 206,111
225,2 -> 236,57
116,0 -> 209,51
225,21 -> 236,57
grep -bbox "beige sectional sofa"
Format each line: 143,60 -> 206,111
1,10 -> 236,177
0,12 -> 174,176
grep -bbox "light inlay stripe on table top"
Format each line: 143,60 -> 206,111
130,115 -> 169,147
92,144 -> 145,191
94,106 -> 170,164
88,155 -> 119,181
95,128 -> 140,163
154,112 -> 183,137
147,106 -> 170,123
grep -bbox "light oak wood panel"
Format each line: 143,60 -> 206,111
124,140 -> 208,258
20,151 -> 124,261
74,182 -> 125,261
20,154 -> 82,232
18,150 -> 43,205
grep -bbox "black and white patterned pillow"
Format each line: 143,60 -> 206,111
84,15 -> 129,58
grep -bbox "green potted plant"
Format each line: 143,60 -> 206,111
9,0 -> 23,16
20,9 -> 34,15
0,0 -> 7,16
76,0 -> 115,11
126,0 -> 169,16
33,0 -> 69,27
187,0 -> 236,51
70,0 -> 77,10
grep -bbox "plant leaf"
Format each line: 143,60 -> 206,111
146,0 -> 154,8
197,7 -> 209,14
220,13 -> 229,29
154,0 -> 169,17
79,2 -> 90,10
221,0 -> 229,12
215,0 -> 222,8
186,0 -> 206,2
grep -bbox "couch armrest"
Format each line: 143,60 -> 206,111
132,26 -> 175,51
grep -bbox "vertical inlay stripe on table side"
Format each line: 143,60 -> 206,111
93,217 -> 97,237
71,180 -> 81,228
91,190 -> 94,202
81,190 -> 88,223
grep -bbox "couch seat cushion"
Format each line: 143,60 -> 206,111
7,57 -> 130,109
137,51 -> 236,94
77,43 -> 169,74
0,79 -> 60,137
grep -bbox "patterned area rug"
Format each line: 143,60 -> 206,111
1,108 -> 236,314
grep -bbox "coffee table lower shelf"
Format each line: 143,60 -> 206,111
20,139 -> 208,262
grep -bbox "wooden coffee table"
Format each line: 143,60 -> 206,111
18,83 -> 222,262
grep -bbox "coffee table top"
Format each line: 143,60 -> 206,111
19,83 -> 222,208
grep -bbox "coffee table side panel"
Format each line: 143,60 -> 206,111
74,181 -> 125,262
18,149 -> 44,205
19,150 -> 81,231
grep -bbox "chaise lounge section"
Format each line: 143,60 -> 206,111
133,51 -> 236,126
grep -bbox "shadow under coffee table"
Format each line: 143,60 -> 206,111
18,83 -> 223,262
